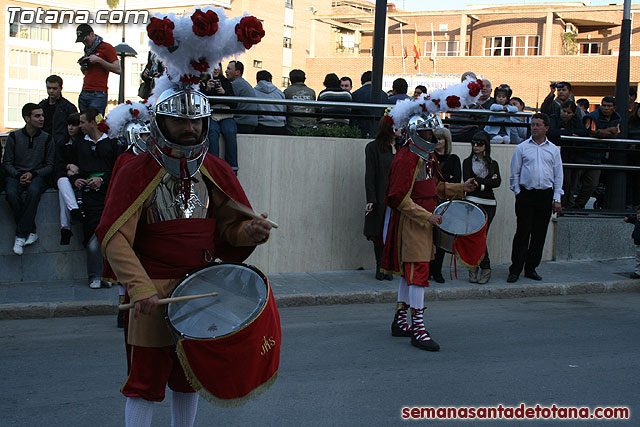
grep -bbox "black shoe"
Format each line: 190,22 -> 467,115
432,272 -> 445,284
524,270 -> 542,281
391,322 -> 412,337
507,273 -> 519,283
70,208 -> 83,221
375,271 -> 385,280
411,335 -> 440,351
384,274 -> 394,281
60,228 -> 73,245
117,310 -> 124,328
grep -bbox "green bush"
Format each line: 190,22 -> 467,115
296,124 -> 362,138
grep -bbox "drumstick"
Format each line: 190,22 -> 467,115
225,199 -> 279,229
118,292 -> 218,311
439,198 -> 455,216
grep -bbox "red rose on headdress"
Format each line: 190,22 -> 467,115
383,114 -> 394,126
467,79 -> 483,97
97,121 -> 110,134
131,109 -> 140,118
180,75 -> 200,85
421,103 -> 428,113
432,98 -> 441,108
235,16 -> 265,49
190,58 -> 210,73
125,100 -> 132,104
147,17 -> 175,47
446,95 -> 461,109
191,9 -> 219,37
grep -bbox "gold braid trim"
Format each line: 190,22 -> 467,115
128,285 -> 158,297
100,169 -> 166,256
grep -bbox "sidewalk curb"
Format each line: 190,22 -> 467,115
1,280 -> 639,320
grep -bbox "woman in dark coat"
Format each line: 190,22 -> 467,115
462,131 -> 501,284
364,117 -> 399,280
429,128 -> 461,283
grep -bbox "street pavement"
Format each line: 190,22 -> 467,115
1,294 -> 638,426
0,258 -> 639,319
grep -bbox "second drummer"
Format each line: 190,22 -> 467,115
381,80 -> 482,351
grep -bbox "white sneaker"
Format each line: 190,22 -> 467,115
24,233 -> 39,246
89,279 -> 102,289
13,237 -> 26,255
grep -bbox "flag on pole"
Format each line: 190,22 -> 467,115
403,46 -> 408,59
413,24 -> 420,69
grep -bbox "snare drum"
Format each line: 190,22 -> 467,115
166,263 -> 281,407
433,200 -> 486,253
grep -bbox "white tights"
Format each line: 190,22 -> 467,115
125,391 -> 199,427
398,278 -> 424,309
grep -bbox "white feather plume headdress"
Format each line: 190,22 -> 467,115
103,100 -> 152,140
145,6 -> 266,107
386,77 -> 484,130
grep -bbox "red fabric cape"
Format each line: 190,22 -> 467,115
96,152 -> 256,282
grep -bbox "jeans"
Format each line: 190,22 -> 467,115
208,118 -> 238,171
5,176 -> 46,238
78,91 -> 108,115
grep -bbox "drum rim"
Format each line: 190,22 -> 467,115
165,261 -> 271,341
433,200 -> 487,237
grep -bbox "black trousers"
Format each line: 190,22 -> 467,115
509,187 -> 553,276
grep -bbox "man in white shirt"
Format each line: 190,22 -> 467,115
508,113 -> 563,283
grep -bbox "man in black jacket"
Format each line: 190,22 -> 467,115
39,75 -> 78,145
70,107 -> 119,288
351,71 -> 389,139
2,103 -> 55,255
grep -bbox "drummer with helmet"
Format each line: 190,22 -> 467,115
382,79 -> 483,351
95,8 -> 270,426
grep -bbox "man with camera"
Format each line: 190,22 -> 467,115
75,24 -> 120,115
541,81 -> 584,122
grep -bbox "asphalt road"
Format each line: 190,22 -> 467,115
2,293 -> 639,426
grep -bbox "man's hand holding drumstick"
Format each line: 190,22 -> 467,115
428,178 -> 478,228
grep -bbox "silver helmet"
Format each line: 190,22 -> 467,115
149,87 -> 211,178
123,122 -> 150,155
406,113 -> 443,161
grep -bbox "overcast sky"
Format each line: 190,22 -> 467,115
395,0 -> 634,12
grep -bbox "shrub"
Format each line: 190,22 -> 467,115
296,124 -> 362,138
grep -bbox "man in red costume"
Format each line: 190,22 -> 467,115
96,86 -> 272,426
382,114 -> 477,351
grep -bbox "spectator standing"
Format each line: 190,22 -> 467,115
351,71 -> 390,139
578,96 -> 621,208
138,51 -> 164,100
627,87 -> 640,140
283,69 -> 316,131
576,98 -> 590,115
462,131 -> 501,284
39,75 -> 78,146
340,76 -> 353,92
70,107 -> 119,289
429,128 -> 461,283
627,88 -> 640,206
254,70 -> 289,135
388,78 -> 410,104
413,85 -> 427,99
201,64 -> 239,172
541,81 -> 584,123
623,207 -> 640,278
508,97 -> 529,144
484,85 -> 517,144
226,60 -> 258,134
56,113 -> 83,245
75,24 -> 120,115
478,79 -> 495,109
318,73 -> 352,125
2,103 -> 55,255
448,71 -> 481,142
547,101 -> 588,208
364,117 -> 398,281
507,113 -> 563,283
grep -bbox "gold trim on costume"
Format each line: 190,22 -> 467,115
129,285 -> 159,297
101,169 -> 166,256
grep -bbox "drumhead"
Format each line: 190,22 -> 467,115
166,263 -> 268,339
434,200 -> 486,236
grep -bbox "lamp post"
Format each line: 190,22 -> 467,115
115,43 -> 137,104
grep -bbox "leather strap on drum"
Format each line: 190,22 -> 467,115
134,218 -> 216,278
175,286 -> 281,407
